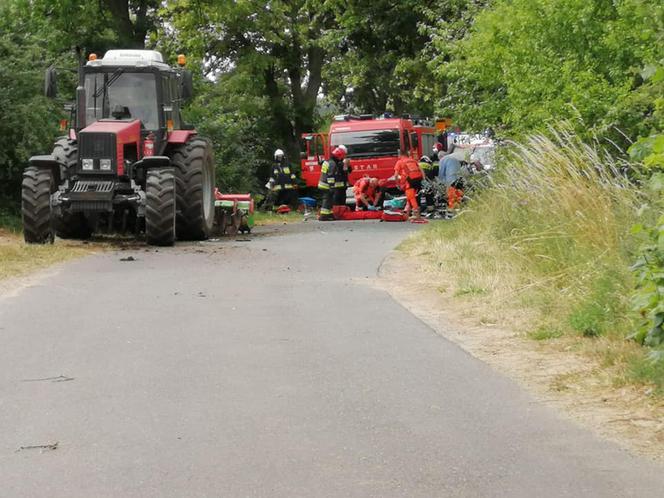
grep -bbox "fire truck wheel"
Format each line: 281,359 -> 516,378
145,167 -> 176,246
22,167 -> 54,244
171,137 -> 215,240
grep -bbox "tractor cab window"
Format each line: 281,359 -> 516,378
85,72 -> 159,130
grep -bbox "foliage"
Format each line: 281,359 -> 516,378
0,1 -> 61,204
433,0 -> 664,146
163,0 -> 334,161
183,74 -> 273,193
630,173 -> 664,348
321,0 -> 436,115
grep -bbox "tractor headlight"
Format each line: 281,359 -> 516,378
100,159 -> 112,171
81,158 -> 94,171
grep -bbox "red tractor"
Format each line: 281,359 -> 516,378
22,50 -> 215,246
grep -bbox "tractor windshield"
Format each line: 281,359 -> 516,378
84,72 -> 159,130
330,129 -> 401,158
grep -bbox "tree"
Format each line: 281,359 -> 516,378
164,0 -> 334,160
0,1 -> 60,206
322,0 -> 437,116
432,0 -> 664,144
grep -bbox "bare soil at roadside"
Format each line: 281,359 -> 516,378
378,250 -> 664,462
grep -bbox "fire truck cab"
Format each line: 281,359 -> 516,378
301,114 -> 436,188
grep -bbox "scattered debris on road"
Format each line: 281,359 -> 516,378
119,256 -> 136,262
15,442 -> 59,453
21,375 -> 74,383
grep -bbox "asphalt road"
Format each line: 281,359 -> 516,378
1,221 -> 662,497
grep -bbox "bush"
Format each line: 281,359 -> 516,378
630,173 -> 664,348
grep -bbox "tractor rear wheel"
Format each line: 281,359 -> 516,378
145,167 -> 176,246
51,137 -> 91,239
171,137 -> 215,240
22,167 -> 54,244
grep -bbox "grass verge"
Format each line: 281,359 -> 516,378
0,226 -> 93,281
253,210 -> 304,226
402,128 -> 663,394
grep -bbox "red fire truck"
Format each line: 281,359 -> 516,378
300,114 -> 436,188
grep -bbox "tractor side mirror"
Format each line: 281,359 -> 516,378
45,66 -> 57,98
181,70 -> 193,102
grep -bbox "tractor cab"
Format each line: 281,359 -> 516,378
80,50 -> 191,155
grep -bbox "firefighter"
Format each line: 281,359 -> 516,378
333,149 -> 351,207
268,149 -> 297,208
419,155 -> 437,180
318,145 -> 346,221
394,156 -> 424,219
353,176 -> 381,211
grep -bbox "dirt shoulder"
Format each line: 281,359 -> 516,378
378,250 -> 664,462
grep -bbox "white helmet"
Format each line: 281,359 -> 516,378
338,144 -> 348,153
274,149 -> 285,159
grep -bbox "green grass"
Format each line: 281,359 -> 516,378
253,210 -> 304,226
0,207 -> 21,232
528,326 -> 564,341
628,350 -> 664,394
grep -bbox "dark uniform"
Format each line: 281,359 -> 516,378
271,157 -> 297,206
318,157 -> 343,218
333,158 -> 351,206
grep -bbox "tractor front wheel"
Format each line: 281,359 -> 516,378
171,138 -> 215,240
51,137 -> 91,239
145,167 -> 176,246
22,167 -> 54,244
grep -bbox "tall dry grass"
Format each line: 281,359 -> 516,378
406,128 -> 641,337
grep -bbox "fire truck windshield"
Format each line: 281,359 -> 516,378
330,129 -> 401,158
84,72 -> 159,130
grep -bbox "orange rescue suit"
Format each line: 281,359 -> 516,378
394,157 -> 423,212
353,177 -> 379,207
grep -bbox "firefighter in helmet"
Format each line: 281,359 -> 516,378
318,145 -> 347,221
267,149 -> 297,208
419,155 -> 437,180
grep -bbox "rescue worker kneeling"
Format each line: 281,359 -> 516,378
318,145 -> 347,221
267,149 -> 298,209
394,156 -> 424,219
353,176 -> 382,211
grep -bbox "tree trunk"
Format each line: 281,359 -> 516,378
102,0 -> 148,48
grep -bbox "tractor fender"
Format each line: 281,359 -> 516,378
134,156 -> 171,169
28,155 -> 65,184
167,130 -> 197,144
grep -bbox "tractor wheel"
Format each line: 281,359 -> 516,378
22,167 -> 54,244
171,137 -> 215,240
51,137 -> 91,239
145,167 -> 176,246
52,136 -> 77,177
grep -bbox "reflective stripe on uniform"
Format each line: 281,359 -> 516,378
320,208 -> 332,215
